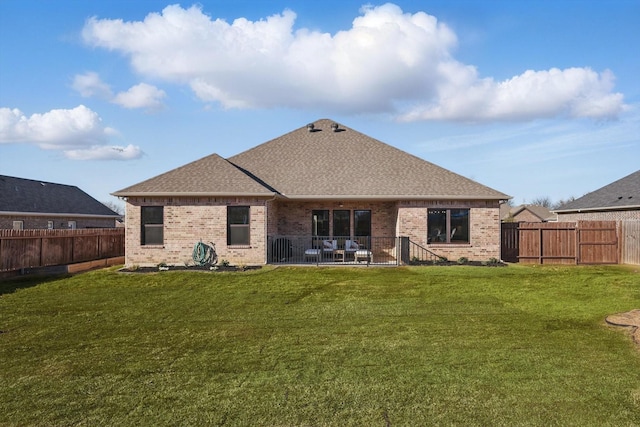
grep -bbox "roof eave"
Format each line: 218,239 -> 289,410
284,194 -> 511,201
111,191 -> 279,198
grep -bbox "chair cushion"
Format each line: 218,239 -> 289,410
346,240 -> 359,251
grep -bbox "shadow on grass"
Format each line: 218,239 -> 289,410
0,273 -> 70,296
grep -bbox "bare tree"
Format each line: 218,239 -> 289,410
524,196 -> 576,210
103,200 -> 124,216
529,196 -> 553,208
552,196 -> 576,210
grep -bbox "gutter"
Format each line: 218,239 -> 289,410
111,192 -> 509,202
552,204 -> 640,214
283,194 -> 511,201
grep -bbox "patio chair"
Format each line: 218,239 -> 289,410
304,248 -> 321,262
304,239 -> 336,262
345,239 -> 359,252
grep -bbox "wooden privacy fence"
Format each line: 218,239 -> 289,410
503,221 -> 623,265
0,228 -> 124,272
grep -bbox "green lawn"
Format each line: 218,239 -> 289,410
1,265 -> 639,426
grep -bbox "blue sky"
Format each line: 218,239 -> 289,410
1,0 -> 638,210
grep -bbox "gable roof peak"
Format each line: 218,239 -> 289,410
228,119 -> 510,200
303,118 -> 344,133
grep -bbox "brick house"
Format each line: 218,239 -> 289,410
113,119 -> 510,267
0,175 -> 121,230
553,170 -> 640,221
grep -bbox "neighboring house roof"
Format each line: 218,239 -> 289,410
501,204 -> 555,222
113,119 -> 510,201
0,175 -> 119,217
553,170 -> 640,213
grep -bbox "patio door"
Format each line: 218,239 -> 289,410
333,210 -> 350,238
355,210 -> 371,246
312,210 -> 329,238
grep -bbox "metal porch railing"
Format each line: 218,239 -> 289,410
267,236 -> 445,266
268,236 -> 401,265
404,239 -> 447,264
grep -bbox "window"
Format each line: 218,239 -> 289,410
68,221 -> 77,230
428,208 -> 469,244
312,210 -> 329,237
47,221 -> 54,229
141,206 -> 163,245
333,210 -> 350,237
228,206 -> 250,246
13,220 -> 23,230
354,210 -> 371,237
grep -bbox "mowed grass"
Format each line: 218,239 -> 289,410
1,265 -> 639,426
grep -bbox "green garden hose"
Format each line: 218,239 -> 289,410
192,241 -> 217,266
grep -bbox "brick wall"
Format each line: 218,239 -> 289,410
557,210 -> 640,222
0,215 -> 116,229
123,197 -> 503,266
124,197 -> 267,267
397,200 -> 502,261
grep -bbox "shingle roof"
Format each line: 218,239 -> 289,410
0,175 -> 120,217
554,170 -> 640,213
114,119 -> 510,201
112,153 -> 274,197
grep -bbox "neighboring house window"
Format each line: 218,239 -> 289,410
428,209 -> 470,243
13,220 -> 23,230
68,221 -> 77,229
47,221 -> 54,229
333,210 -> 350,237
228,206 -> 250,246
141,206 -> 164,245
354,210 -> 371,237
312,210 -> 329,237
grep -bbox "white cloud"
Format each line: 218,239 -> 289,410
64,144 -> 144,160
72,72 -> 165,110
72,71 -> 113,99
81,3 -> 626,121
400,67 -> 626,122
112,83 -> 166,110
0,105 -> 143,160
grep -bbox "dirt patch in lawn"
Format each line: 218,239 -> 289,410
606,309 -> 640,349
